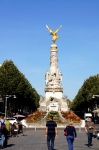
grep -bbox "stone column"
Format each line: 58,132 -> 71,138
50,43 -> 58,74
45,43 -> 63,100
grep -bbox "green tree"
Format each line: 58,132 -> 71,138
0,60 -> 40,115
70,75 -> 99,117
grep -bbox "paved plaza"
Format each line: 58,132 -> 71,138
5,127 -> 99,150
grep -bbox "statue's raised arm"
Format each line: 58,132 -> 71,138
46,25 -> 62,43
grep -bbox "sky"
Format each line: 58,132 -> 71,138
0,0 -> 99,101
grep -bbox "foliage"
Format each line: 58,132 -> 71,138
0,60 -> 40,114
47,111 -> 62,123
26,110 -> 81,123
70,75 -> 99,114
26,110 -> 46,123
61,111 -> 81,122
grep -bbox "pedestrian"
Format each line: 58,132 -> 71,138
0,113 -> 6,148
4,117 -> 11,147
45,115 -> 58,150
85,117 -> 95,147
64,120 -> 77,150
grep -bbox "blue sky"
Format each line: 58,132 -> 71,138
0,0 -> 99,100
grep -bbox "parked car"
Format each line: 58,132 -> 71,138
6,117 -> 18,124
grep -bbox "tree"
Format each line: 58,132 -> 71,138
0,60 -> 40,115
70,75 -> 99,118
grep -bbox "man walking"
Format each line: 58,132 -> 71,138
0,113 -> 6,148
45,115 -> 58,150
85,117 -> 95,147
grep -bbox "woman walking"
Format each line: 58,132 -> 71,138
64,121 -> 77,150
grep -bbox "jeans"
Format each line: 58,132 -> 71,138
0,133 -> 5,147
47,135 -> 55,150
66,135 -> 74,150
0,132 -> 1,139
87,132 -> 93,146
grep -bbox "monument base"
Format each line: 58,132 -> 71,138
45,87 -> 63,100
39,96 -> 68,112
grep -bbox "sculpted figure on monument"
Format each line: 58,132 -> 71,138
51,54 -> 58,67
46,25 -> 62,42
45,72 -> 62,87
45,72 -> 50,85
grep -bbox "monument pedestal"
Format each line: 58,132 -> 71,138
45,87 -> 63,100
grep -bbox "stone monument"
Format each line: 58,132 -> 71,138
39,25 -> 68,112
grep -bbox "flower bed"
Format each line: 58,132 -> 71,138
26,110 -> 46,123
46,111 -> 62,123
26,110 -> 81,123
61,111 -> 81,123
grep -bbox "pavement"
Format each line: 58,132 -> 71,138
5,126 -> 99,150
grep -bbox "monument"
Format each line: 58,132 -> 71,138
39,25 -> 68,112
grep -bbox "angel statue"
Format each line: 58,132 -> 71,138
46,25 -> 62,43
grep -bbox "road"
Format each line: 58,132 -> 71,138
5,126 -> 99,150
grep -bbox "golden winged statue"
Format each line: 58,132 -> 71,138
46,25 -> 62,43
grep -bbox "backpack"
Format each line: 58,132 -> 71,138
0,121 -> 6,134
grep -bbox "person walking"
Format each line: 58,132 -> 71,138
4,117 -> 11,147
64,121 -> 77,150
45,115 -> 58,150
85,117 -> 95,147
0,113 -> 6,148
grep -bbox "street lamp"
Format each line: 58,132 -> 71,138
5,95 -> 16,118
5,95 -> 9,118
92,95 -> 99,118
92,95 -> 99,109
92,95 -> 99,98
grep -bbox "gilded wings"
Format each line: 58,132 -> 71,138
46,25 -> 62,42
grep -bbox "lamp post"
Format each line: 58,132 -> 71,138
92,95 -> 99,98
5,95 -> 16,118
5,95 -> 9,118
92,95 -> 99,109
92,95 -> 99,118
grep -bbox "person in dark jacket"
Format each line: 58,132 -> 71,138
85,117 -> 95,147
64,121 -> 77,150
0,113 -> 6,148
45,115 -> 58,150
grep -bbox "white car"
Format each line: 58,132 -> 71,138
6,117 -> 18,124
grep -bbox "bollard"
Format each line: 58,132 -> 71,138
79,125 -> 81,133
22,125 -> 26,136
35,123 -> 36,131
